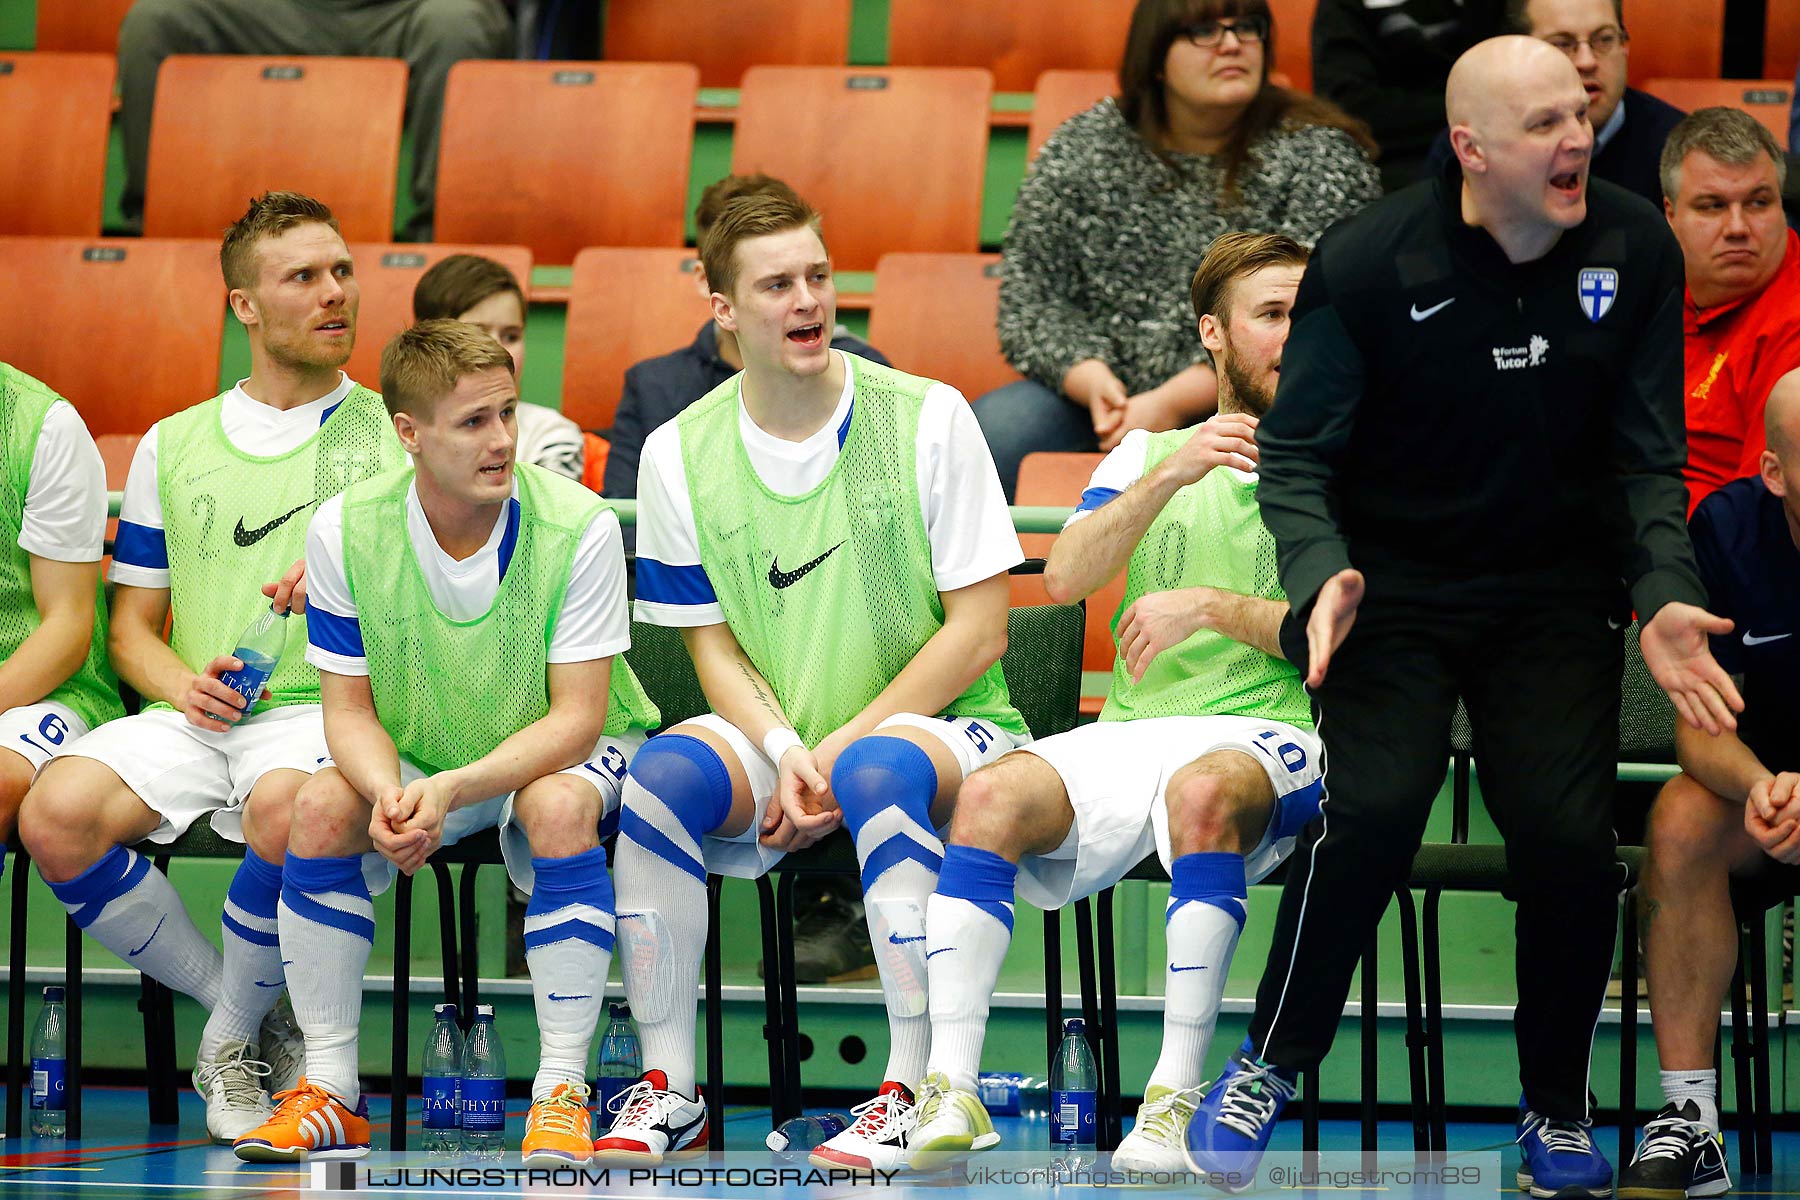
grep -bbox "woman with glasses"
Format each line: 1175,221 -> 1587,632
975,0 -> 1381,500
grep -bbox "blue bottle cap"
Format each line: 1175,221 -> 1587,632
434,1003 -> 458,1020
43,986 -> 64,1002
1064,1017 -> 1085,1036
474,1003 -> 495,1021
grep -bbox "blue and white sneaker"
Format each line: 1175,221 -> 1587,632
1517,1106 -> 1614,1198
1183,1038 -> 1298,1191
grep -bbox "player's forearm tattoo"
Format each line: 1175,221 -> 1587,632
736,660 -> 783,726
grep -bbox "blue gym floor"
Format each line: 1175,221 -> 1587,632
1,1087 -> 1798,1196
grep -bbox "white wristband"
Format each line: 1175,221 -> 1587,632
761,727 -> 804,767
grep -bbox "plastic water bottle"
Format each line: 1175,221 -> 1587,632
30,986 -> 66,1138
595,1004 -> 641,1119
461,1004 -> 507,1160
211,605 -> 287,721
766,1112 -> 852,1152
979,1071 -> 1049,1117
421,1003 -> 463,1157
1050,1018 -> 1097,1156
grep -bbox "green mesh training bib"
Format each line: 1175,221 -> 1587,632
679,357 -> 1024,745
343,463 -> 658,776
0,366 -> 122,730
1101,427 -> 1312,728
154,384 -> 404,714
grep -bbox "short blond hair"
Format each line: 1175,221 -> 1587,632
697,191 -> 824,301
378,319 -> 515,419
220,192 -> 340,291
1190,231 -> 1309,325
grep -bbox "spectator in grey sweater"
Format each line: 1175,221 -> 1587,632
977,0 -> 1382,498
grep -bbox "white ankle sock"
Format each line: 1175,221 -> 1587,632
279,853 -> 374,1103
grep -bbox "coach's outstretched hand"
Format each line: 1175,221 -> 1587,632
1640,602 -> 1744,736
1304,569 -> 1364,688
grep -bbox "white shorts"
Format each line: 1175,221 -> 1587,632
683,712 -> 1030,880
0,701 -> 92,774
1014,714 -> 1324,911
356,730 -> 647,896
62,705 -> 329,844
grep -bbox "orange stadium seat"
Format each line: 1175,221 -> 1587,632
867,253 -> 1020,400
1623,0 -> 1723,86
1015,451 -> 1117,717
0,52 -> 113,237
1643,79 -> 1792,148
143,55 -> 406,242
0,237 -> 225,436
1769,1 -> 1800,93
886,0 -> 1132,93
341,242 -> 533,390
34,0 -> 136,53
561,247 -> 710,433
436,61 -> 697,264
1266,0 -> 1318,93
602,0 -> 851,88
1028,69 -> 1118,158
732,66 -> 992,272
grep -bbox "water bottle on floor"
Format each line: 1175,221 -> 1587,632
30,986 -> 66,1139
595,1004 -> 641,1120
210,605 -> 287,722
1050,1018 -> 1096,1164
421,1003 -> 463,1157
461,1004 -> 506,1160
979,1071 -> 1049,1117
766,1112 -> 852,1152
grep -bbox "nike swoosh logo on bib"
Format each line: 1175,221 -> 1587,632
234,501 -> 314,547
767,542 -> 844,589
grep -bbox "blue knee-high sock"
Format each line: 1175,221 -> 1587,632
923,845 -> 1018,1092
278,853 -> 374,1103
1149,852 -> 1248,1091
834,735 -> 942,1085
525,845 -> 615,1102
49,844 -> 223,1007
613,734 -> 733,1097
203,848 -> 286,1057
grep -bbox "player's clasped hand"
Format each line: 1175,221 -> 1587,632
1744,772 -> 1800,864
763,745 -> 841,852
183,654 -> 265,732
371,778 -> 452,875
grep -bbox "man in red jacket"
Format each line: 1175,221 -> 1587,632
1669,106 -> 1800,514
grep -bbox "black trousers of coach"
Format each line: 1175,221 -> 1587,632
1250,586 -> 1628,1121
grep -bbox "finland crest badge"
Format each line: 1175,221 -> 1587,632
1577,268 -> 1618,323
